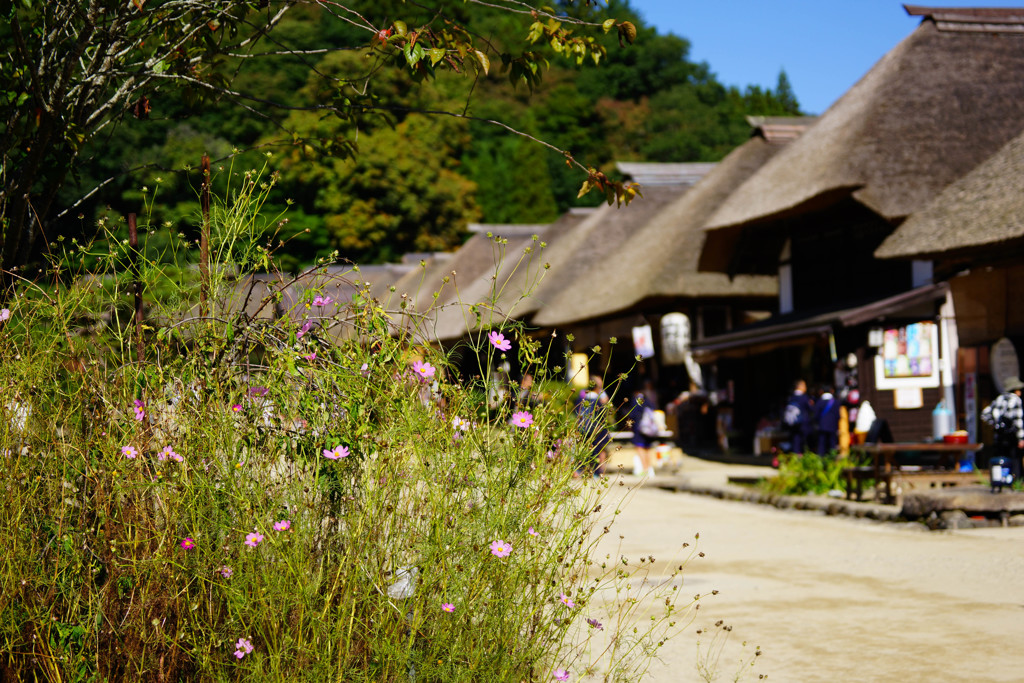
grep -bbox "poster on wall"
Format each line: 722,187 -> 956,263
882,322 -> 933,378
874,321 -> 941,389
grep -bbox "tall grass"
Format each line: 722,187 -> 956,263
0,164 -> 699,681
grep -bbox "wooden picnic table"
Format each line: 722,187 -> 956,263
846,442 -> 982,504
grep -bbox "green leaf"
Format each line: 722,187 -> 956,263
602,18 -> 616,32
428,48 -> 445,66
404,42 -> 426,67
393,20 -> 408,37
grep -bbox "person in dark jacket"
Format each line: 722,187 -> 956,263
814,386 -> 840,455
784,379 -> 814,454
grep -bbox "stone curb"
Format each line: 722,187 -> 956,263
647,477 -> 904,522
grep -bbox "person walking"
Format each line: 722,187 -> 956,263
625,389 -> 658,476
981,376 -> 1024,480
575,376 -> 610,475
814,386 -> 840,455
783,379 -> 814,454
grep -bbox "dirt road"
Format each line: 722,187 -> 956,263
595,479 -> 1024,682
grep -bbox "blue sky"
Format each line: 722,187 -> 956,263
633,1 -> 1024,115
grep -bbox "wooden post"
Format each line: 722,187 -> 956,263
200,154 -> 211,316
128,213 -> 144,364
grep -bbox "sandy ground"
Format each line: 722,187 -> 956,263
587,454 -> 1024,683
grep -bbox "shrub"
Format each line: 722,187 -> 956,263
0,165 -> 697,681
761,452 -> 857,496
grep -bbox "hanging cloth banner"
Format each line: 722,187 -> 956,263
632,324 -> 655,360
660,312 -> 703,388
660,313 -> 690,365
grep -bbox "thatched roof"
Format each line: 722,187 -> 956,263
702,8 -> 1024,243
429,211 -> 593,341
876,127 -> 1024,259
529,185 -> 695,327
368,226 -> 549,341
614,163 -> 717,186
351,263 -> 417,300
531,138 -> 795,327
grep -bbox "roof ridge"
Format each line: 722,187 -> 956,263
904,5 -> 1024,31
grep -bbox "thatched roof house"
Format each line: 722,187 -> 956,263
875,127 -> 1024,265
379,224 -> 547,341
700,5 -> 1024,274
429,211 -> 594,341
528,164 -> 718,328
530,118 -> 816,327
875,126 -> 1024,348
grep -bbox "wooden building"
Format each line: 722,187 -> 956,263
877,125 -> 1024,443
694,5 -> 1024,447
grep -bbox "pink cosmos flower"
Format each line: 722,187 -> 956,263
511,411 -> 533,429
452,416 -> 469,432
312,295 -> 333,307
244,531 -> 264,548
273,520 -> 291,532
297,320 -> 312,339
559,593 -> 575,608
234,637 -> 253,659
220,566 -> 233,578
586,618 -> 603,631
359,363 -> 370,377
490,539 -> 512,558
441,602 -> 455,613
302,352 -> 317,362
159,445 -> 183,463
553,668 -> 570,681
488,330 -> 512,352
0,308 -> 10,322
249,386 -> 269,398
121,445 -> 138,459
231,404 -> 243,413
133,399 -> 145,422
180,538 -> 196,550
412,360 -> 435,380
528,527 -> 538,537
322,445 -> 349,460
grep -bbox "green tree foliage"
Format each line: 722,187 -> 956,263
1,0 -> 631,278
463,132 -> 560,224
277,110 -> 480,263
3,0 -> 802,273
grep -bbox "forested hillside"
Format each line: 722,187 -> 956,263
52,0 -> 800,269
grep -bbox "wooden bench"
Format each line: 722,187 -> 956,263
842,466 -> 892,502
893,470 -> 980,493
851,443 -> 981,504
842,467 -> 978,502
609,430 -> 675,442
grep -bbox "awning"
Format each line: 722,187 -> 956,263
692,282 -> 948,358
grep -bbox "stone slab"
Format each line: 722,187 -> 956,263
901,486 -> 1024,518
